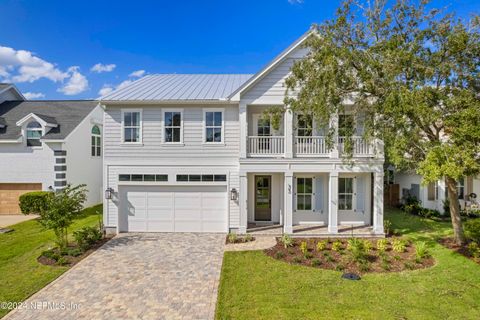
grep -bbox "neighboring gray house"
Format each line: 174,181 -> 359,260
0,86 -> 103,214
100,29 -> 385,236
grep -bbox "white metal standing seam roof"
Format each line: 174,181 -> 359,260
100,74 -> 253,101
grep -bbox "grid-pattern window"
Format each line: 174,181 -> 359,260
339,177 -> 354,210
164,111 -> 182,143
119,174 -> 168,182
297,115 -> 313,137
26,121 -> 42,147
296,177 -> 313,211
123,111 -> 141,143
91,125 -> 101,156
205,111 -> 223,143
176,174 -> 227,182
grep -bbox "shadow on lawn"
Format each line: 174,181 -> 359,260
386,208 -> 453,245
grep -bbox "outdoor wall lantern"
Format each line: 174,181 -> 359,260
105,187 -> 114,200
230,188 -> 238,201
48,186 -> 54,192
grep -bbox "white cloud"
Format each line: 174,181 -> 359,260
58,66 -> 89,95
90,63 -> 116,73
0,46 -> 68,83
98,79 -> 133,97
129,70 -> 145,78
23,92 -> 45,100
288,0 -> 303,3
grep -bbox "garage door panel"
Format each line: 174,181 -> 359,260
0,183 -> 42,215
123,186 -> 227,233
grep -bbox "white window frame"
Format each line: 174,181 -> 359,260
338,176 -> 355,212
91,125 -> 101,157
162,109 -> 184,144
25,121 -> 43,148
203,108 -> 224,144
296,114 -> 313,137
295,176 -> 314,212
121,109 -> 142,144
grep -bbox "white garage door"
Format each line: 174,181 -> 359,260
121,186 -> 227,233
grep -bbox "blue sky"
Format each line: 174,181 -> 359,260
0,0 -> 479,100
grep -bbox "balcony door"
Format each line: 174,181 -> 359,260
253,115 -> 271,152
255,175 -> 272,221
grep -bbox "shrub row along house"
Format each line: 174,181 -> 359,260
0,84 -> 103,213
1,29 -> 477,232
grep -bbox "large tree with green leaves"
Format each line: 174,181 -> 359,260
282,0 -> 480,244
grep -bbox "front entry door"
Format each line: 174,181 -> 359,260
255,176 -> 271,221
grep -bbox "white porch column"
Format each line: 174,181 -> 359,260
239,174 -> 248,234
328,172 -> 339,233
284,110 -> 293,158
330,113 -> 339,158
240,102 -> 247,158
373,171 -> 385,234
284,173 -> 294,234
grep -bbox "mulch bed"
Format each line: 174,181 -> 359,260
38,236 -> 112,267
438,237 -> 480,265
265,238 -> 434,274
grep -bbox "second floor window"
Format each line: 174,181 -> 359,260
91,125 -> 101,157
338,114 -> 355,137
204,110 -> 223,143
164,111 -> 182,143
26,121 -> 42,147
123,111 -> 141,143
257,118 -> 271,136
297,114 -> 313,137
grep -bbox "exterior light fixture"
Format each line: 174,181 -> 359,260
230,188 -> 238,201
48,186 -> 54,192
105,187 -> 114,200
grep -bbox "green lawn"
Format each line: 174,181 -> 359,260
0,204 -> 102,319
216,209 -> 480,319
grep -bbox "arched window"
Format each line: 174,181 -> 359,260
91,125 -> 101,156
26,121 -> 42,146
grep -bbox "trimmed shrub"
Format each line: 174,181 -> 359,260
73,226 -> 102,251
464,219 -> 480,244
19,191 -> 52,214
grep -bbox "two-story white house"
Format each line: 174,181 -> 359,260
101,30 -> 385,236
0,84 -> 103,214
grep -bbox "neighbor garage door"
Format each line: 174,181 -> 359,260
0,183 -> 42,215
121,186 -> 227,232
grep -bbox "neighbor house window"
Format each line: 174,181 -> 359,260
338,114 -> 355,137
427,182 -> 438,201
26,121 -> 42,147
457,177 -> 465,200
339,177 -> 354,210
91,125 -> 101,156
297,114 -> 313,137
296,177 -> 313,211
204,110 -> 223,143
164,111 -> 182,143
123,110 -> 141,143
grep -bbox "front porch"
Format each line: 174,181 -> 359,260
246,223 -> 378,237
238,170 -> 385,236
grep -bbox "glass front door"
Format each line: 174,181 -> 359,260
255,176 -> 271,221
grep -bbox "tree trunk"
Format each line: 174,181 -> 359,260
445,177 -> 465,245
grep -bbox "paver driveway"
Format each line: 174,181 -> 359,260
6,233 -> 225,320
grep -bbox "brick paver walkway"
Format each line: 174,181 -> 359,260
6,233 -> 225,320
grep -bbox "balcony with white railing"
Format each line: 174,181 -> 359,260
294,136 -> 330,157
338,136 -> 373,156
247,136 -> 285,157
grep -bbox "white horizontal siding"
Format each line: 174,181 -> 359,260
104,105 -> 239,161
242,47 -> 308,104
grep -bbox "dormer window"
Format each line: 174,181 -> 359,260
91,125 -> 101,157
26,121 -> 42,146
